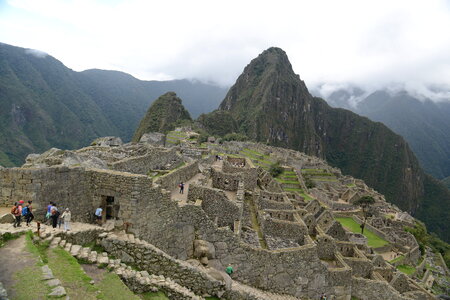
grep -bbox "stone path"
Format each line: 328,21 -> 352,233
0,236 -> 36,299
170,172 -> 206,205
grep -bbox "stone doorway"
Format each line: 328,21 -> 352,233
100,195 -> 119,222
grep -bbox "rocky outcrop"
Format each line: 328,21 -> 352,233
132,92 -> 192,142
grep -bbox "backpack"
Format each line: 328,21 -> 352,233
22,206 -> 29,216
11,206 -> 17,214
55,210 -> 60,218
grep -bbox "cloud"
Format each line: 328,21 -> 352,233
1,0 -> 450,97
24,48 -> 48,58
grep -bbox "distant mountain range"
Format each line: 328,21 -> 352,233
315,87 -> 450,181
0,42 -> 227,167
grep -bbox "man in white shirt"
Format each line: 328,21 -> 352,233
95,207 -> 103,224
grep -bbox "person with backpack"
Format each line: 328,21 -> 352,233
61,208 -> 71,231
179,182 -> 185,194
50,203 -> 59,229
46,201 -> 53,224
12,201 -> 23,227
225,264 -> 234,277
25,200 -> 34,226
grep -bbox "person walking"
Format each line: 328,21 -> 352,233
225,264 -> 234,277
50,203 -> 59,229
179,182 -> 185,194
24,200 -> 34,226
11,202 -> 22,228
46,201 -> 53,224
95,207 -> 103,225
61,208 -> 71,231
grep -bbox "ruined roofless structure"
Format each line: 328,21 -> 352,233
0,134 -> 437,300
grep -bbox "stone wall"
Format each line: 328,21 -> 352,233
155,161 -> 199,191
351,277 -> 408,300
211,169 -> 240,191
0,166 -> 153,224
260,217 -> 307,245
187,185 -> 243,229
110,147 -> 181,175
98,234 -> 225,297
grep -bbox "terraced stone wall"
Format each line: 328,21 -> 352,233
155,161 -> 199,190
110,147 -> 181,175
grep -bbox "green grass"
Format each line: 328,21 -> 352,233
390,255 -> 405,264
397,265 -> 416,275
346,183 -> 356,188
25,231 -> 49,264
275,178 -> 301,184
336,217 -> 389,248
13,233 -> 52,299
0,231 -> 22,248
97,272 -> 140,300
14,265 -> 51,299
48,247 -> 101,299
284,187 -> 303,192
299,192 -> 314,201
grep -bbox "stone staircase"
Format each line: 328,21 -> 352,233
45,233 -> 204,300
230,280 -> 302,300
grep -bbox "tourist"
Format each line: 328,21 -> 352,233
46,201 -> 53,223
50,203 -> 59,229
225,264 -> 233,277
11,202 -> 22,228
179,182 -> 185,194
27,200 -> 34,226
61,208 -> 71,231
95,207 -> 103,225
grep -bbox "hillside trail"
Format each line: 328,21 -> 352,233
0,235 -> 38,299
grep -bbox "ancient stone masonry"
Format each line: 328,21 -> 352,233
0,137 -> 441,300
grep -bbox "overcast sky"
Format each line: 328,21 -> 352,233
1,0 -> 450,99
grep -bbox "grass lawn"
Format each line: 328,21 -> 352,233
397,265 -> 416,275
275,178 -> 301,184
97,272 -> 141,300
13,234 -> 52,299
336,217 -> 389,248
390,255 -> 405,264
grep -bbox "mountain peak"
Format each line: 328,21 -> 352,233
132,92 -> 192,142
242,47 -> 295,79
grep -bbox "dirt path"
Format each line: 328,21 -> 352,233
0,235 -> 38,299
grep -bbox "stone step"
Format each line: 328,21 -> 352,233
64,242 -> 72,252
49,237 -> 61,248
79,247 -> 91,260
59,239 -> 67,247
97,252 -> 109,265
88,251 -> 98,263
70,244 -> 82,257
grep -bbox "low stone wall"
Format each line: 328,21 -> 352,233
155,161 -> 199,190
343,256 -> 373,278
260,217 -> 307,245
351,277 -> 408,300
98,234 -> 225,297
110,147 -> 181,175
187,185 -> 242,229
211,169 -> 240,191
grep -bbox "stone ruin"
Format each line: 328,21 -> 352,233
0,135 -> 440,300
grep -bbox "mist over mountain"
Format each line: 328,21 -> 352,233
316,87 -> 450,180
0,43 -> 226,167
200,47 -> 450,241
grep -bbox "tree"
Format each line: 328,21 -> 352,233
354,195 -> 375,234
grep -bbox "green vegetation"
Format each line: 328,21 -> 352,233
353,196 -> 375,234
268,162 -> 283,178
389,255 -> 405,264
25,231 -> 50,263
222,133 -> 248,142
405,220 -> 450,268
97,272 -> 140,300
13,264 -> 51,299
336,217 -> 389,248
0,231 -> 21,248
397,265 -> 416,276
132,92 -> 192,142
48,248 -> 100,299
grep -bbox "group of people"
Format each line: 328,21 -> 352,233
11,200 -> 34,227
45,202 -> 71,231
10,200 -> 71,231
